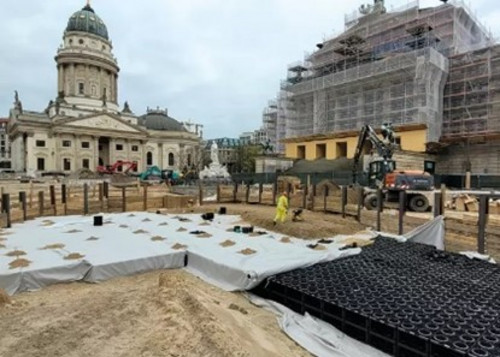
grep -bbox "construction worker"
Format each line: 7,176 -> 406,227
273,191 -> 289,225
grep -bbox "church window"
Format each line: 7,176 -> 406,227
81,141 -> 90,149
168,153 -> 175,166
63,158 -> 71,171
62,140 -> 71,148
131,145 -> 139,152
37,158 -> 45,171
147,152 -> 153,166
116,144 -> 123,151
36,140 -> 46,147
78,83 -> 85,95
82,159 -> 90,169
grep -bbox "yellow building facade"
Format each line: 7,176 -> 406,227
283,125 -> 427,160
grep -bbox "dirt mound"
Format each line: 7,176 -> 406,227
64,253 -> 85,260
239,248 -> 257,255
6,250 -> 26,257
172,243 -> 188,250
0,289 -> 11,307
70,168 -> 100,180
40,244 -> 65,250
220,240 -> 235,247
9,258 -> 31,269
151,236 -> 166,242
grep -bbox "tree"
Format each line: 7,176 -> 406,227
235,144 -> 261,173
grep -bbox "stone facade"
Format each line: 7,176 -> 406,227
8,4 -> 200,176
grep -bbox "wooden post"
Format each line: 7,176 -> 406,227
103,181 -> 109,199
287,183 -> 292,197
38,191 -> 44,217
245,184 -> 250,204
216,183 -> 221,203
198,181 -> 204,206
433,192 -> 442,217
143,184 -> 148,211
398,191 -> 406,235
92,184 -> 96,198
356,186 -> 363,222
122,187 -> 127,212
258,183 -> 263,204
323,186 -> 329,213
19,192 -> 27,222
303,183 -> 308,210
98,183 -> 104,210
311,184 -> 317,211
376,188 -> 383,232
341,186 -> 347,218
29,181 -> 34,208
2,194 -> 11,228
440,184 -> 446,216
61,184 -> 67,216
50,185 -> 57,216
233,183 -> 238,203
83,183 -> 89,215
478,195 -> 488,254
272,182 -> 277,205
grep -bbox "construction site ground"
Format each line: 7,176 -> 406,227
0,203 -> 369,357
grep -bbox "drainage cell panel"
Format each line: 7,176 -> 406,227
252,237 -> 500,357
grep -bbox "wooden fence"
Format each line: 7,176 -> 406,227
0,181 -> 196,227
213,183 -> 500,262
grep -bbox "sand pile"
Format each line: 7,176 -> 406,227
239,248 -> 257,255
280,237 -> 292,243
220,240 -> 235,247
133,229 -> 148,234
65,229 -> 82,234
40,244 -> 65,250
86,236 -> 99,241
0,289 -> 11,307
158,222 -> 168,226
176,227 -> 187,232
9,258 -> 31,269
6,250 -> 26,257
151,236 -> 166,242
172,243 -> 187,250
64,253 -> 85,260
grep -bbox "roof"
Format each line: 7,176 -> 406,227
66,5 -> 109,40
138,110 -> 186,132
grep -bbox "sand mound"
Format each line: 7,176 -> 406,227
41,220 -> 55,227
0,244 -> 5,249
64,253 -> 85,260
228,303 -> 248,315
65,229 -> 82,234
280,237 -> 292,243
133,229 -> 148,234
195,232 -> 212,238
151,236 -> 166,242
86,236 -> 99,241
40,244 -> 65,250
6,250 -> 27,257
220,240 -> 236,247
238,248 -> 257,255
199,222 -> 210,226
158,222 -> 168,226
0,289 -> 11,306
176,227 -> 187,232
172,243 -> 188,250
9,258 -> 31,269
119,224 -> 128,228
142,218 -> 152,222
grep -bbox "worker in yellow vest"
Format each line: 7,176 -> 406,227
273,191 -> 289,225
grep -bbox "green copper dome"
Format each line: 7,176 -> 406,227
66,5 -> 109,40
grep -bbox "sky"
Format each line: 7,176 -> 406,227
1,0 -> 499,139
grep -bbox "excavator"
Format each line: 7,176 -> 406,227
352,124 -> 434,212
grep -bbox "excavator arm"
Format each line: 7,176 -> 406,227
352,124 -> 395,184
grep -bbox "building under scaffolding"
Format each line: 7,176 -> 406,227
263,0 -> 497,166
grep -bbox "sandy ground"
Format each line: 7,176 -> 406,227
0,269 -> 311,357
0,203 -> 368,357
182,203 -> 367,239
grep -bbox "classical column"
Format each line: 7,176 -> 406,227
58,65 -> 64,93
85,65 -> 90,96
69,64 -> 76,95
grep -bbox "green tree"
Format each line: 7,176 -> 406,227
235,144 -> 261,173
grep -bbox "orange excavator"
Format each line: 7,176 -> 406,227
352,124 -> 434,212
96,160 -> 137,175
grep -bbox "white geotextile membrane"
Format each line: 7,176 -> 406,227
0,212 -> 363,295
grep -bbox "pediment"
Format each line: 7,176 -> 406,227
60,114 -> 145,133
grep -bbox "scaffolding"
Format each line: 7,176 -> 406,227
261,0 -> 496,152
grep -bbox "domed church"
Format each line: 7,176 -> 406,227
8,3 -> 202,175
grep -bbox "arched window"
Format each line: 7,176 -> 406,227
187,154 -> 192,167
168,153 -> 175,166
147,151 -> 153,166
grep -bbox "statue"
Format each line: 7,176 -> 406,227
199,141 -> 231,180
210,141 -> 219,165
122,101 -> 132,113
101,92 -> 107,107
13,90 -> 23,113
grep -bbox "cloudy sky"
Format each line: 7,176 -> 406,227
1,0 -> 498,138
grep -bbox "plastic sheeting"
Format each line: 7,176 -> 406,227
249,294 -> 389,357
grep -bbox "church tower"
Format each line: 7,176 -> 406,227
54,2 -> 120,113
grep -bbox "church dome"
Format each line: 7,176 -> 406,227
66,4 -> 109,40
139,109 -> 187,132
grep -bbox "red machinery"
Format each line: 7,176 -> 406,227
96,160 -> 137,175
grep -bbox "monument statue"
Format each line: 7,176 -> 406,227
210,141 -> 219,165
199,140 -> 231,180
14,90 -> 23,113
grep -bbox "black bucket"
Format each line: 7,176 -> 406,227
201,212 -> 214,221
219,207 -> 227,215
93,215 -> 103,226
